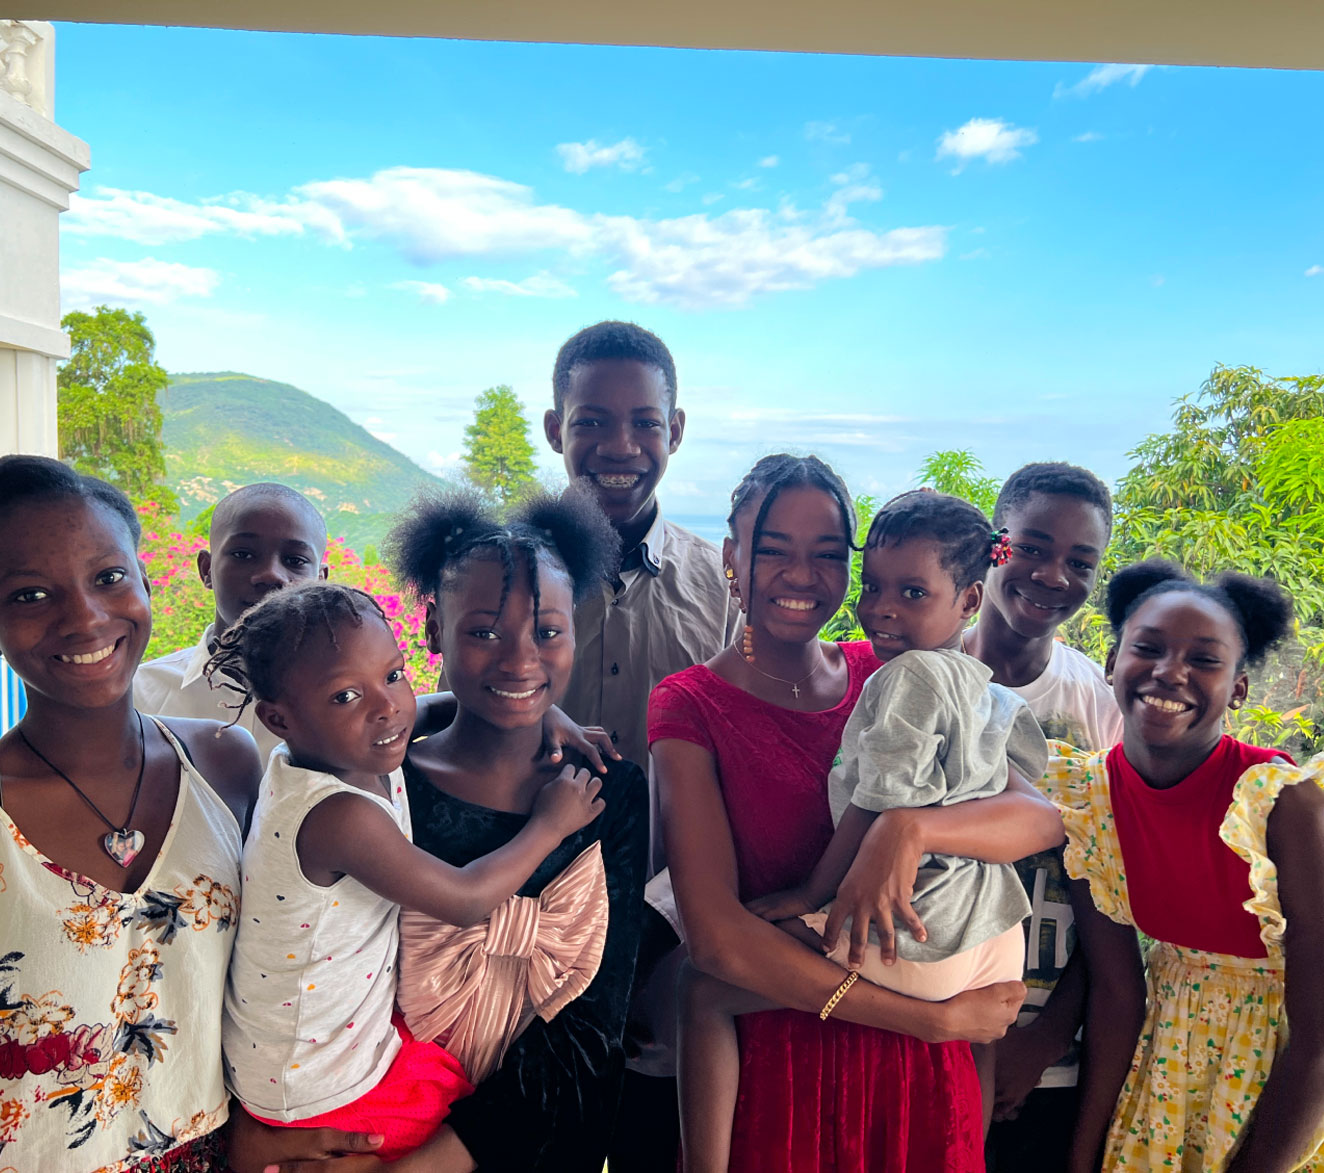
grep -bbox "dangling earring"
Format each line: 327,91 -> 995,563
726,567 -> 755,662
724,566 -> 745,610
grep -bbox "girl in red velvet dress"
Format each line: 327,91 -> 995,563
651,455 -> 1065,1173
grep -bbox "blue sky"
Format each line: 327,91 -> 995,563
54,24 -> 1324,525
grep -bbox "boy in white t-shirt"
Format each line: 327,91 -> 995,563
961,462 -> 1121,1173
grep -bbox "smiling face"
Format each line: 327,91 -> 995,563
257,613 -> 417,787
724,485 -> 852,646
1112,589 -> 1248,759
856,538 -> 983,663
0,497 -> 151,712
544,359 -> 683,540
200,499 -> 327,634
427,550 -> 576,732
987,493 -> 1109,640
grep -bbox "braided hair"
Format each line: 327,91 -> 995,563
386,488 -> 620,632
203,582 -> 387,719
866,490 -> 1001,591
1105,559 -> 1293,668
726,454 -> 856,630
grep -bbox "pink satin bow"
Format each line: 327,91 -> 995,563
396,841 -> 609,1083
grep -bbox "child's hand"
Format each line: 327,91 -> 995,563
540,706 -> 621,774
746,887 -> 816,922
532,765 -> 606,837
821,808 -> 928,969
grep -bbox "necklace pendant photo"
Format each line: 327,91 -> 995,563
104,828 -> 145,868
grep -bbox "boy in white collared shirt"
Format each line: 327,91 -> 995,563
135,483 -> 327,762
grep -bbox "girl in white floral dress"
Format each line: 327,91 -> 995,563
1046,559 -> 1324,1173
0,456 -> 263,1172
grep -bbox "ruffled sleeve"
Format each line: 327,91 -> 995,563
1220,752 -> 1324,958
1039,741 -> 1137,928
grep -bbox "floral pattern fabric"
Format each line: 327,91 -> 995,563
1041,743 -> 1324,1172
0,721 -> 241,1172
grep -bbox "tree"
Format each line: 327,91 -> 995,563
917,449 -> 1000,518
857,363 -> 1324,755
58,306 -> 178,513
461,385 -> 539,504
1061,364 -> 1324,752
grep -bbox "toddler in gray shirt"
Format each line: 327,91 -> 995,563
680,491 -> 1058,1173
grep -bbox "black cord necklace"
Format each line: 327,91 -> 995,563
18,712 -> 148,868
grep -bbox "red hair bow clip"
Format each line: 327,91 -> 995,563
989,529 -> 1013,566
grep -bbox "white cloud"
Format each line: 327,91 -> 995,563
600,210 -> 945,309
701,192 -> 725,206
1306,265 -> 1323,277
461,272 -> 577,299
301,168 -> 595,262
758,155 -> 780,168
805,121 -> 850,145
392,280 -> 452,304
61,257 -> 219,308
65,186 -> 341,245
1073,131 -> 1106,143
826,165 -> 884,222
1055,63 -> 1152,99
732,177 -> 761,191
69,165 -> 945,312
425,449 -> 464,473
936,118 -> 1038,169
665,172 -> 700,193
960,248 -> 990,260
556,137 -> 647,174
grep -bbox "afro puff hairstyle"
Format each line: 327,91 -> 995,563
385,487 -> 620,628
1105,558 -> 1294,668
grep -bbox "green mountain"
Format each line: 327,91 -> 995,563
160,372 -> 448,552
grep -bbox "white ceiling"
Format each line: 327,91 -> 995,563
26,0 -> 1324,70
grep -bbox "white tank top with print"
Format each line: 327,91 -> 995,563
0,719 -> 242,1173
222,750 -> 410,1121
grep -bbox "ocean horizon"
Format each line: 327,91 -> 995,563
667,514 -> 727,545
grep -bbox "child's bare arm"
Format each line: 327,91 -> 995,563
296,767 -> 603,926
747,802 -> 879,922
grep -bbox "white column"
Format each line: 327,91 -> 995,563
0,20 -> 90,459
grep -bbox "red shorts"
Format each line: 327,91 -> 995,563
250,1020 -> 473,1162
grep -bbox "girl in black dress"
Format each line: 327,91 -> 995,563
385,489 -> 649,1173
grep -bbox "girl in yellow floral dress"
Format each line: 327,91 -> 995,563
1045,558 -> 1324,1173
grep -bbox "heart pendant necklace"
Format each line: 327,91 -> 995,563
18,713 -> 148,869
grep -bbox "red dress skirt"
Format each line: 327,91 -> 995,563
650,642 -> 984,1173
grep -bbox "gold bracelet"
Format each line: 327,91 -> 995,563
819,971 -> 859,1021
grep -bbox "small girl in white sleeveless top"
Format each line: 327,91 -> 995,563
211,581 -> 604,1164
